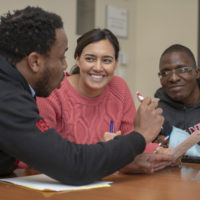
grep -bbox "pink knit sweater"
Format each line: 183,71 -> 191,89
37,76 -> 136,144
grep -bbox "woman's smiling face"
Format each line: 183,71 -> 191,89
76,39 -> 118,97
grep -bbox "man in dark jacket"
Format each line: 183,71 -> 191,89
155,44 -> 200,141
0,6 -> 171,185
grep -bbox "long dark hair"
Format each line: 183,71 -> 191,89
70,28 -> 120,74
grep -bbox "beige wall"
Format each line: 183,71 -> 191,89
95,0 -> 137,102
0,0 -> 198,108
134,0 -> 198,107
0,0 -> 77,75
96,0 -> 198,107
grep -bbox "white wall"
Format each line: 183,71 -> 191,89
0,0 -> 198,108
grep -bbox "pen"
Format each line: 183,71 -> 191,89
136,91 -> 164,131
158,134 -> 170,146
136,91 -> 144,103
110,120 -> 114,133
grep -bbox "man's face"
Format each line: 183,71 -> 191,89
35,28 -> 68,97
159,51 -> 199,104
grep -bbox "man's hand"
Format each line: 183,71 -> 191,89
120,153 -> 173,174
134,97 -> 164,143
154,147 -> 182,167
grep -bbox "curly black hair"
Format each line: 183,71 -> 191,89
0,6 -> 63,66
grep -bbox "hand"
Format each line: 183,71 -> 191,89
154,147 -> 182,167
120,152 -> 173,174
134,97 -> 164,143
102,131 -> 121,142
154,135 -> 169,148
154,146 -> 172,154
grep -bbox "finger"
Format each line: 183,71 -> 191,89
142,97 -> 152,105
153,161 -> 170,167
144,167 -> 154,174
152,161 -> 170,170
104,131 -> 111,134
155,107 -> 163,115
116,130 -> 122,135
153,163 -> 169,172
148,101 -> 158,110
148,153 -> 173,162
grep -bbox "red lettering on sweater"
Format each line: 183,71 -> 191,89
36,119 -> 50,132
189,123 -> 200,133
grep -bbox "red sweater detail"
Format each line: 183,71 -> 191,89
37,76 -> 136,144
37,75 -> 158,151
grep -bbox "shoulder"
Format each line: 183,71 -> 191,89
0,87 -> 39,120
107,76 -> 133,102
108,76 -> 130,94
109,76 -> 129,89
1,86 -> 34,104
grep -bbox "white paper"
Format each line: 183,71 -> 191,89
168,127 -> 200,159
0,174 -> 112,191
169,127 -> 200,156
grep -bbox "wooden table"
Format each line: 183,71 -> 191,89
1,163 -> 200,200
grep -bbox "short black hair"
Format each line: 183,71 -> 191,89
160,44 -> 197,67
0,6 -> 63,66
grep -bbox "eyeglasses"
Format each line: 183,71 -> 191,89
158,66 -> 195,79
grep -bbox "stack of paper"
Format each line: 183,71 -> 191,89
170,129 -> 200,159
0,174 -> 112,191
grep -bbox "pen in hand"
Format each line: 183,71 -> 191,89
136,91 -> 166,143
110,120 -> 114,133
102,120 -> 121,142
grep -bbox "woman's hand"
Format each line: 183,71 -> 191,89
102,131 -> 121,142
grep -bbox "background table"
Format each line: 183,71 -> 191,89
0,163 -> 200,200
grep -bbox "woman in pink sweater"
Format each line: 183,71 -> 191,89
36,29 -> 170,173
37,28 -> 136,144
